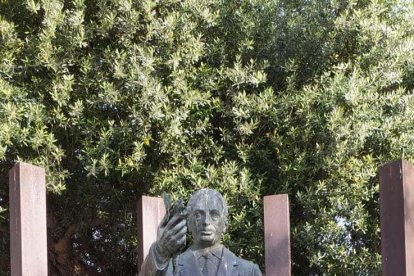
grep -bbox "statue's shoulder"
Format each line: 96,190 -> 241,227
176,247 -> 193,261
174,247 -> 197,268
222,247 -> 262,276
173,248 -> 200,276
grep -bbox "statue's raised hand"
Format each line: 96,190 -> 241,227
156,213 -> 187,259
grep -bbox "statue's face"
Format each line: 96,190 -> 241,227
188,195 -> 227,249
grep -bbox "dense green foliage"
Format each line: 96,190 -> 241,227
1,0 -> 414,274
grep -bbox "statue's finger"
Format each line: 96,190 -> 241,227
173,226 -> 187,240
169,219 -> 186,234
161,220 -> 185,244
159,213 -> 169,227
165,214 -> 183,229
177,235 -> 186,246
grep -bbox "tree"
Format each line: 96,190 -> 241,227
0,0 -> 413,274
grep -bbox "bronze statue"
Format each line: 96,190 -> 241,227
139,188 -> 262,276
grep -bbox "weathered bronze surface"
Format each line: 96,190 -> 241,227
139,188 -> 262,275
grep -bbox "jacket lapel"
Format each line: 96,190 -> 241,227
176,249 -> 202,276
217,247 -> 239,276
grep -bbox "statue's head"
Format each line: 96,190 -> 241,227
187,188 -> 228,249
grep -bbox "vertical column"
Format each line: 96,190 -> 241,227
264,194 -> 291,276
9,162 -> 47,276
137,196 -> 165,273
379,159 -> 414,276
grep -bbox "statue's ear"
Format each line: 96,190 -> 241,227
187,213 -> 194,232
222,216 -> 228,233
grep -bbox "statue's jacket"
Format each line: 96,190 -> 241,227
140,243 -> 262,276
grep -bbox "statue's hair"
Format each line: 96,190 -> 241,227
187,188 -> 228,220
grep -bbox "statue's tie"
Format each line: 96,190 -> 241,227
201,252 -> 214,276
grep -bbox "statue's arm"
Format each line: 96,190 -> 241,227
139,209 -> 187,276
252,263 -> 262,276
139,242 -> 172,276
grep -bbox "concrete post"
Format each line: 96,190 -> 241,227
264,194 -> 291,276
379,159 -> 414,276
137,196 -> 165,273
9,162 -> 48,276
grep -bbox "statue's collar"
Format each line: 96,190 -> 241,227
176,246 -> 239,276
191,244 -> 223,260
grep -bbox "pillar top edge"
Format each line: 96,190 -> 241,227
12,162 -> 45,169
379,159 -> 413,170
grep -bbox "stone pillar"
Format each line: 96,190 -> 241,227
264,194 -> 291,276
9,162 -> 48,276
379,159 -> 414,276
137,196 -> 165,273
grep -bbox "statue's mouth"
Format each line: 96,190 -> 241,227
200,230 -> 213,236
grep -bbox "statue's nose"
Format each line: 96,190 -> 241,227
202,214 -> 212,225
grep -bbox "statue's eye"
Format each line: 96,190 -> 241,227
194,211 -> 202,219
210,210 -> 220,220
